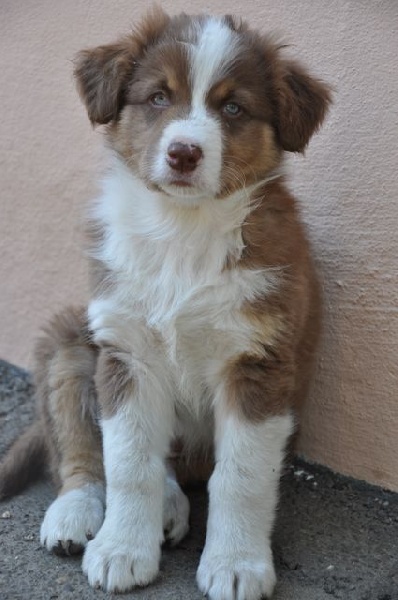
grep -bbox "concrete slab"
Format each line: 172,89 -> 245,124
1,360 -> 397,600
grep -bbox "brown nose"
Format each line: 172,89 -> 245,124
166,142 -> 203,174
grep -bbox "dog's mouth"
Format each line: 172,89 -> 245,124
168,178 -> 194,188
156,179 -> 212,204
150,169 -> 212,200
148,154 -> 221,202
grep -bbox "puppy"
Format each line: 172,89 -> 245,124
0,8 -> 331,599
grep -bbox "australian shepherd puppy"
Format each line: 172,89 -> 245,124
0,7 -> 331,599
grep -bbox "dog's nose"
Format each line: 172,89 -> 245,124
166,142 -> 203,173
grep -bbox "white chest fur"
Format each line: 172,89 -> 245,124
88,160 -> 278,407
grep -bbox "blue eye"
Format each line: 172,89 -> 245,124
149,91 -> 171,107
223,102 -> 242,117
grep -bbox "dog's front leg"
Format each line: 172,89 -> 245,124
197,384 -> 293,600
82,347 -> 174,593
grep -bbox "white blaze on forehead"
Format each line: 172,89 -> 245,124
190,18 -> 239,112
151,19 -> 240,200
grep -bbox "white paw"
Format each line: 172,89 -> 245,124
163,476 -> 190,545
82,525 -> 160,593
40,484 -> 105,555
197,548 -> 276,600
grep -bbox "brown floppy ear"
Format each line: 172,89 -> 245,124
74,6 -> 170,125
74,41 -> 135,125
274,60 -> 332,152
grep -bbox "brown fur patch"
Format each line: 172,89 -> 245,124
223,179 -> 322,421
95,348 -> 135,419
34,306 -> 103,492
224,350 -> 296,421
221,122 -> 280,195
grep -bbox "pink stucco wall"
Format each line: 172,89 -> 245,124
1,1 -> 397,490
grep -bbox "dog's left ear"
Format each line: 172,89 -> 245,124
273,60 -> 332,152
74,41 -> 135,125
74,6 -> 171,125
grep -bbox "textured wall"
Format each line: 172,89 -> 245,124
1,1 -> 397,490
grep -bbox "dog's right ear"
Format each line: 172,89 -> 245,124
74,6 -> 171,125
272,58 -> 332,153
74,41 -> 135,125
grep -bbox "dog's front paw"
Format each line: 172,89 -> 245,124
40,484 -> 105,555
82,525 -> 160,593
197,547 -> 276,600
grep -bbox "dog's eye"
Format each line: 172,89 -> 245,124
222,102 -> 242,117
149,91 -> 171,108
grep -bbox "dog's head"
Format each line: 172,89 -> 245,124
75,7 -> 331,203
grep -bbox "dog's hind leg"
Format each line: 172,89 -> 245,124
36,307 -> 105,555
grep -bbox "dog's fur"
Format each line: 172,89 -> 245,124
0,8 -> 331,599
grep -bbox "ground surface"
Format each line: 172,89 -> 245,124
0,359 -> 397,600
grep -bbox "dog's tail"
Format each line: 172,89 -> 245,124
0,420 -> 47,500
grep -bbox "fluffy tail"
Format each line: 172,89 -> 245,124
0,420 -> 47,500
